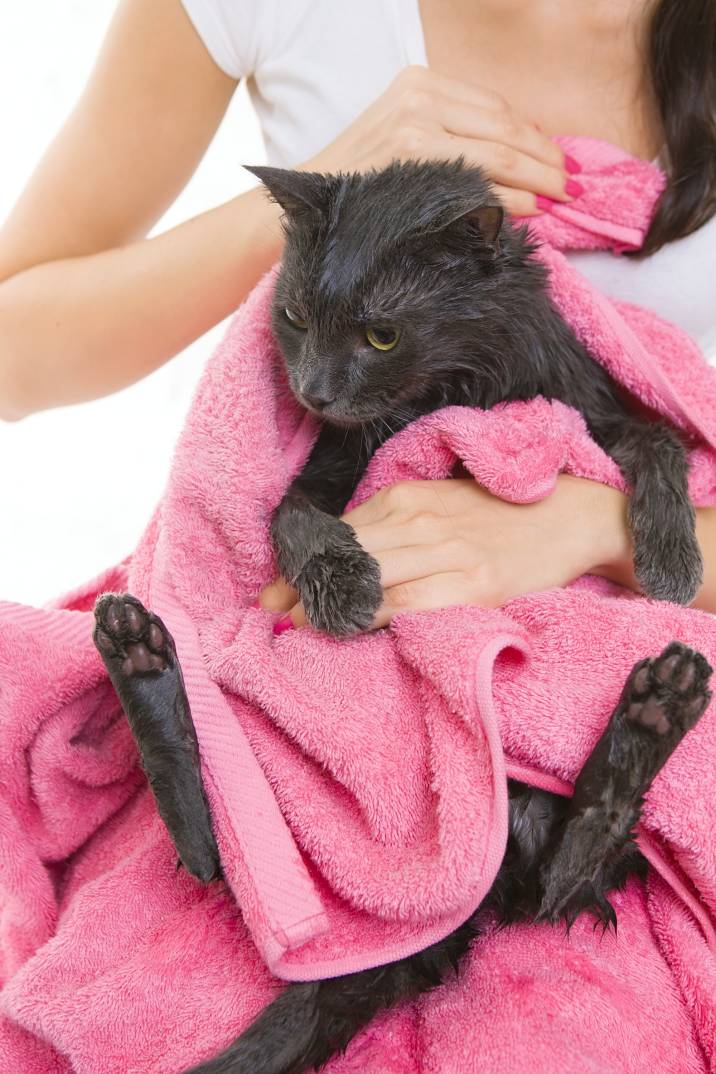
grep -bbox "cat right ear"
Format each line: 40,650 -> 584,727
244,165 -> 329,217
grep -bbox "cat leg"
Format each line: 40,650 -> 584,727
538,642 -> 712,926
598,417 -> 702,604
183,917 -> 478,1074
269,423 -> 383,636
486,782 -> 569,922
271,491 -> 382,635
93,593 -> 220,883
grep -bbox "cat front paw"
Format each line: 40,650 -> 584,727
631,501 -> 703,605
295,518 -> 382,636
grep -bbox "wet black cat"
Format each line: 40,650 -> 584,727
260,159 -> 702,635
93,160 -> 711,1074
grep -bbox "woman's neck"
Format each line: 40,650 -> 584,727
417,0 -> 662,160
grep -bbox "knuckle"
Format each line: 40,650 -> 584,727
388,582 -> 413,609
399,125 -> 425,156
501,114 -> 521,141
442,536 -> 470,560
398,65 -> 427,89
413,508 -> 441,528
382,481 -> 410,512
401,88 -> 432,118
496,143 -> 518,173
467,562 -> 500,604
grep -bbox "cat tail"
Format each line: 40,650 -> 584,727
182,918 -> 478,1074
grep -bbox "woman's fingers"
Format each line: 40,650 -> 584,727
373,571 -> 491,628
372,538 -> 475,589
436,93 -> 565,171
344,479 -> 477,530
391,66 -> 566,173
258,576 -> 297,611
272,568 -> 491,634
434,134 -> 572,201
401,67 -> 563,164
489,184 -> 544,216
309,63 -> 572,207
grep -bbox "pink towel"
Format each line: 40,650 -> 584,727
2,136 -> 716,1073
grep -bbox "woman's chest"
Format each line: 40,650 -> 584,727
418,0 -> 662,161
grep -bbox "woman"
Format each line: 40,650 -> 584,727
1,0 -> 715,625
1,4 -> 716,1071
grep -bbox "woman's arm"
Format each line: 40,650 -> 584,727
1,23 -> 571,420
260,476 -> 716,622
0,0 -> 284,419
693,509 -> 716,611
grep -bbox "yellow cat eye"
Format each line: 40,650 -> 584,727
366,326 -> 401,351
284,307 -> 308,329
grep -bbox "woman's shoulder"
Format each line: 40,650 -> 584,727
179,0 -> 270,78
180,0 -> 402,79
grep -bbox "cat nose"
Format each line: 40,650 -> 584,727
301,391 -> 335,411
297,368 -> 338,412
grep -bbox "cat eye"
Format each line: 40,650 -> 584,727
284,307 -> 308,329
366,326 -> 401,351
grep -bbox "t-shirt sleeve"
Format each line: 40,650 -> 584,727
180,0 -> 264,79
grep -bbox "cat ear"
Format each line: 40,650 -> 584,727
466,204 -> 504,248
244,165 -> 328,217
427,201 -> 505,253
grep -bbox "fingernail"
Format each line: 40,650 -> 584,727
535,195 -> 557,212
273,616 -> 295,636
564,154 -> 581,175
565,178 -> 584,198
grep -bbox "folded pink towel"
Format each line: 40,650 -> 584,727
2,137 -> 716,1074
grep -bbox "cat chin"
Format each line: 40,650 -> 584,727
325,412 -> 394,429
320,413 -> 367,428
309,407 -> 387,428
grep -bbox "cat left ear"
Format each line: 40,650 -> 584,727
465,204 -> 504,251
244,165 -> 329,217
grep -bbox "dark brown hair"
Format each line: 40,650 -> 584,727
637,0 -> 716,256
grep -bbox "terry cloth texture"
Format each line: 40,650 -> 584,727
1,137 -> 716,1073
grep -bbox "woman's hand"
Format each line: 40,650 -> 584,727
301,66 -> 580,216
259,475 -> 632,629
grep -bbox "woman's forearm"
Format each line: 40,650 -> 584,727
690,507 -> 716,612
0,186 -> 284,419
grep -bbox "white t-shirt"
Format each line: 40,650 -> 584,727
181,0 -> 716,359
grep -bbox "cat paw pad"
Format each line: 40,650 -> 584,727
93,593 -> 173,676
622,643 -> 712,738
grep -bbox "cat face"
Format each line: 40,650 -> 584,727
247,160 -> 527,425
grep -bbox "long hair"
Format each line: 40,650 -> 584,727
637,0 -> 716,255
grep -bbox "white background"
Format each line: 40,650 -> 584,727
0,1 -> 266,604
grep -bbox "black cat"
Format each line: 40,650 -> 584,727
257,159 -> 702,635
92,159 -> 711,1074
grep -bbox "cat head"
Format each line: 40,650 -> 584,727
247,158 -> 537,425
